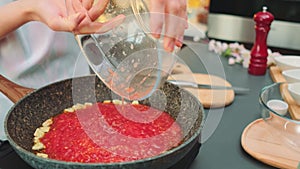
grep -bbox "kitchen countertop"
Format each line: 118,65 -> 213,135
0,41 -> 281,169
179,41 -> 276,169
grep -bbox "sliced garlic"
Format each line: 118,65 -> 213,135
132,100 -> 139,105
39,126 -> 50,133
34,128 -> 45,138
42,118 -> 53,127
32,142 -> 45,150
64,107 -> 75,113
84,102 -> 93,107
103,100 -> 111,104
72,103 -> 85,110
33,137 -> 40,143
113,100 -> 122,105
36,153 -> 48,158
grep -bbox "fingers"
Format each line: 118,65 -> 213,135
64,0 -> 187,52
82,0 -> 94,10
62,0 -> 111,33
72,0 -> 87,13
149,0 -> 187,52
74,14 -> 125,34
50,13 -> 85,32
65,0 -> 108,22
149,0 -> 165,38
88,0 -> 109,21
61,0 -> 86,32
67,13 -> 86,31
164,0 -> 187,51
65,0 -> 76,15
75,0 -> 125,34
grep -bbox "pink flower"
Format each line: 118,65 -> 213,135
228,57 -> 235,65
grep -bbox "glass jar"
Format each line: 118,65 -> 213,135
76,0 -> 178,100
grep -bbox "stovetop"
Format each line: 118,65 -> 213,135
0,141 -> 201,169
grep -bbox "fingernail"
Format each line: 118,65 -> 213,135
175,41 -> 183,48
152,28 -> 162,39
175,36 -> 184,47
164,40 -> 175,52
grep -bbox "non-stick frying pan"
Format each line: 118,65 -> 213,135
0,74 -> 204,169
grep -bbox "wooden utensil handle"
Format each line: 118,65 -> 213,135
0,75 -> 34,103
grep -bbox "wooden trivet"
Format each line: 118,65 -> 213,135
168,73 -> 234,108
241,118 -> 300,169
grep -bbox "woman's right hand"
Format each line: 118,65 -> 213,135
149,0 -> 188,52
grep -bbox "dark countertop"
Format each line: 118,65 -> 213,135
0,41 -> 279,169
181,41 -> 276,169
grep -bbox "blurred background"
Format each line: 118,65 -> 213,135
186,0 -> 300,54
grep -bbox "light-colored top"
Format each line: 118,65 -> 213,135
0,1 -> 89,140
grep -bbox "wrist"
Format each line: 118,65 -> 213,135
0,0 -> 39,38
16,0 -> 37,23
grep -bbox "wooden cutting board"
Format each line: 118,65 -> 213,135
168,73 -> 235,108
269,66 -> 300,120
241,118 -> 300,169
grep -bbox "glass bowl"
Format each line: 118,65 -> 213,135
259,82 -> 300,152
76,0 -> 179,101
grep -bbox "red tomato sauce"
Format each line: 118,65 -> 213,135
39,103 -> 183,163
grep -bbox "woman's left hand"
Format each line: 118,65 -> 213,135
33,0 -> 125,34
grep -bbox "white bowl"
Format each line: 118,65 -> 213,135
288,82 -> 300,106
266,99 -> 289,116
282,69 -> 300,83
274,56 -> 300,71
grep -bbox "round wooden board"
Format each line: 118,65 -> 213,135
168,73 -> 235,108
241,119 -> 300,169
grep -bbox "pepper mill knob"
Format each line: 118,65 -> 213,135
248,6 -> 274,75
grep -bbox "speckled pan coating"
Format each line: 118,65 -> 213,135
5,75 -> 204,169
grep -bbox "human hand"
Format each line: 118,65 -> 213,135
149,0 -> 188,52
31,0 -> 125,34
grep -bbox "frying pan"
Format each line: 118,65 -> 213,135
0,74 -> 204,169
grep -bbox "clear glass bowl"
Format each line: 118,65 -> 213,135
260,82 -> 300,152
76,0 -> 178,100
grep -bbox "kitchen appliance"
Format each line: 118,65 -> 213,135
207,0 -> 300,51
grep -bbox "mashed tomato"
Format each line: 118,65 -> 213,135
39,102 -> 183,163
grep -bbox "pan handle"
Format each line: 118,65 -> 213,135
0,75 -> 34,103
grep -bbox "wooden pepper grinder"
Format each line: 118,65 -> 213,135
248,6 -> 274,75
